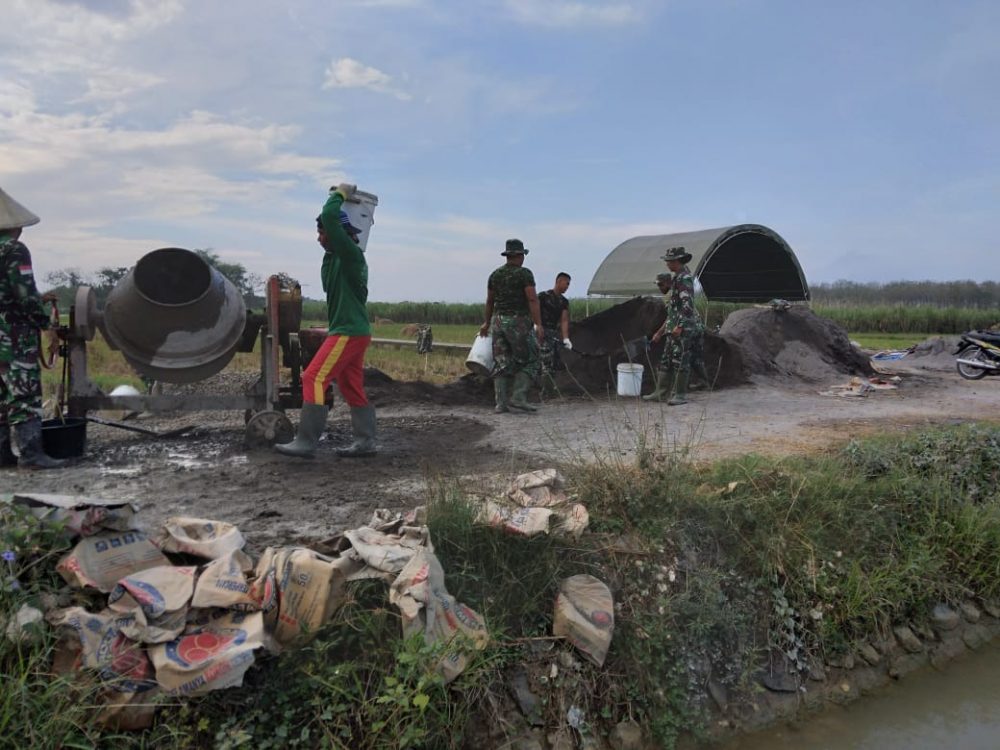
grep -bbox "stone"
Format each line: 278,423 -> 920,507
858,643 -> 882,666
608,720 -> 643,750
911,621 -> 937,642
4,604 -> 44,643
759,670 -> 799,693
930,634 -> 967,670
807,661 -> 827,682
892,625 -> 924,654
962,624 -> 991,650
708,679 -> 729,711
959,601 -> 981,623
547,730 -> 574,750
888,652 -> 929,679
826,653 -> 855,670
509,668 -> 542,726
931,603 -> 961,632
558,650 -> 581,671
981,599 -> 1000,619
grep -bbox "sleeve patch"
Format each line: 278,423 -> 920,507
18,265 -> 33,275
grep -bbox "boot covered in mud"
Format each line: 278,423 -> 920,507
494,376 -> 511,413
509,372 -> 538,412
690,361 -> 711,391
668,372 -> 689,406
1,424 -> 18,468
13,418 -> 67,470
275,403 -> 329,458
337,405 -> 377,458
642,367 -> 674,402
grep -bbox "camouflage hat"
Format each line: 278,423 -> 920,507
655,271 -> 673,283
0,187 -> 40,231
661,246 -> 691,263
501,238 -> 529,256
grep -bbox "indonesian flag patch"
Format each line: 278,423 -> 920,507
18,265 -> 33,275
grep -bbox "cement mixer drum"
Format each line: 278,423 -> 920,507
102,248 -> 247,384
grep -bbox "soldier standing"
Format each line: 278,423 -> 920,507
478,239 -> 544,413
0,187 -> 66,469
538,272 -> 572,380
643,246 -> 705,405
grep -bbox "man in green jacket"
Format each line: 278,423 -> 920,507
0,187 -> 66,469
276,183 -> 376,458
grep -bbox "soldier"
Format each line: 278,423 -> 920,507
652,270 -> 710,391
643,246 -> 705,405
275,184 -> 376,458
478,239 -> 544,413
538,272 -> 572,380
0,187 -> 66,469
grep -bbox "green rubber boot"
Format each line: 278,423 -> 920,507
494,376 -> 511,413
1,424 -> 17,469
337,405 -> 377,458
642,368 -> 674,402
509,372 -> 538,412
275,403 -> 329,458
668,372 -> 689,406
13,419 -> 67,470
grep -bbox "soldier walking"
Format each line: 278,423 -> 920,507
643,247 -> 706,405
0,187 -> 66,469
478,239 -> 544,413
538,272 -> 573,383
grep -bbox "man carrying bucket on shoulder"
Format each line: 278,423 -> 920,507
478,239 -> 544,414
275,184 -> 376,459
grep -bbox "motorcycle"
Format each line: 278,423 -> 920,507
954,330 -> 1000,380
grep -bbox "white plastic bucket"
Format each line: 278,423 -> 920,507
616,362 -> 644,397
466,335 -> 494,377
341,189 -> 378,251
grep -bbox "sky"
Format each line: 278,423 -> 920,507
1,0 -> 998,302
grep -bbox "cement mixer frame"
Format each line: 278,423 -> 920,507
64,271 -> 304,447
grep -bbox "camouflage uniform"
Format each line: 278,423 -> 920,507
659,265 -> 705,376
488,264 -> 539,379
0,235 -> 50,427
537,289 -> 568,375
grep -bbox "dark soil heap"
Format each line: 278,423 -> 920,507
721,305 -> 873,382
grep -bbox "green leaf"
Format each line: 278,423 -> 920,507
413,693 -> 430,710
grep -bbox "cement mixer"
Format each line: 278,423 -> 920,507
61,247 -> 310,447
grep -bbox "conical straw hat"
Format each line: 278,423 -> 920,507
0,187 -> 40,231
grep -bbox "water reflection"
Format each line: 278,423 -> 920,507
724,643 -> 1000,750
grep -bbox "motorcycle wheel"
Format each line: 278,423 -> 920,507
957,346 -> 990,380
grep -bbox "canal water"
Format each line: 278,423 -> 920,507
724,643 -> 1000,750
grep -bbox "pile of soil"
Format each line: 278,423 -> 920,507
900,335 -> 960,371
721,306 -> 874,382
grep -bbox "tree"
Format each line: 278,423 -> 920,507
193,249 -> 262,305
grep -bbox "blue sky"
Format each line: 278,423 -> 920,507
1,0 -> 997,302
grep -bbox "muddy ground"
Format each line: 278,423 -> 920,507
4,350 -> 998,553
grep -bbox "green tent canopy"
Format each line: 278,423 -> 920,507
586,224 -> 809,303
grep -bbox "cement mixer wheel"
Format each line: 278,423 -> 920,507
245,410 -> 294,448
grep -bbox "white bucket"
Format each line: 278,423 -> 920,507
341,189 -> 379,251
616,362 -> 644,397
466,335 -> 494,377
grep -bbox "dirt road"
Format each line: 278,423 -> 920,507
4,361 -> 997,551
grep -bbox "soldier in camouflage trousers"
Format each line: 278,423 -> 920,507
478,239 -> 543,413
643,247 -> 706,405
0,187 -> 66,469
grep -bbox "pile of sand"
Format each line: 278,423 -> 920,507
720,306 -> 873,383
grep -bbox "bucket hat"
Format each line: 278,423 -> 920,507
501,238 -> 528,256
0,187 -> 40,231
661,246 -> 691,264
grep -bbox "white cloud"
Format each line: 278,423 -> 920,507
503,0 -> 641,27
322,58 -> 412,100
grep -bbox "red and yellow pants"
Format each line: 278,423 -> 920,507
302,334 -> 371,406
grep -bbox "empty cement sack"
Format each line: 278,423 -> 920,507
507,469 -> 568,508
107,565 -> 196,644
149,610 -> 264,696
12,492 -> 137,537
191,549 -> 257,610
552,574 -> 615,666
157,517 -> 246,560
57,530 -> 172,592
389,547 -> 489,683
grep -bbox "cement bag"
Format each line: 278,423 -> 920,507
57,530 -> 171,592
13,492 -> 137,537
477,500 -> 554,536
389,548 -> 489,683
507,469 -> 569,509
149,610 -> 264,696
252,547 -> 348,647
107,565 -> 196,643
157,516 -> 245,560
552,574 -> 615,666
553,504 -> 589,538
191,550 -> 257,611
344,525 -> 431,576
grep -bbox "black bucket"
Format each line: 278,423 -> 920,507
41,418 -> 87,459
